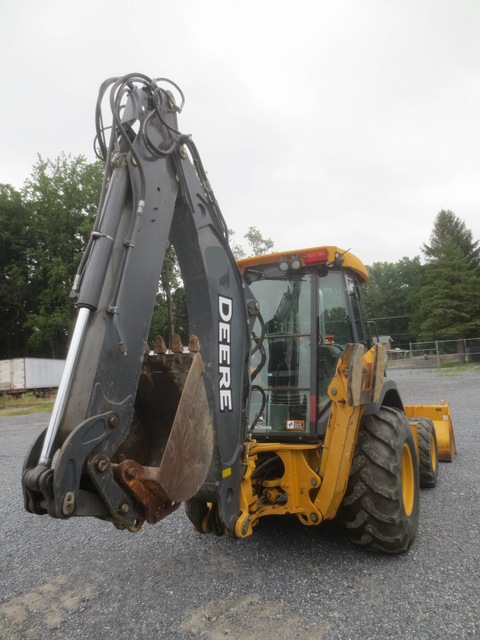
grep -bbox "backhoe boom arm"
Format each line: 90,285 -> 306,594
23,75 -> 253,533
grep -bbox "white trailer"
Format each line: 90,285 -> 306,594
0,358 -> 65,393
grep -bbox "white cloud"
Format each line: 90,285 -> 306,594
1,0 -> 479,264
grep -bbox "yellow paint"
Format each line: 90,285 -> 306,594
314,345 -> 370,519
401,443 -> 415,516
404,403 -> 456,461
237,245 -> 369,283
235,441 -> 323,538
236,344 -> 386,535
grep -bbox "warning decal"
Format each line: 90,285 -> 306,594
286,420 -> 305,431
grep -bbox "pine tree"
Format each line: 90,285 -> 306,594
413,211 -> 480,340
423,209 -> 480,269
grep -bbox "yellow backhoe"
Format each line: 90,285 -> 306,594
22,74 -> 455,554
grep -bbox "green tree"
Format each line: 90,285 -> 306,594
0,185 -> 32,357
160,243 -> 180,349
412,244 -> 480,339
244,226 -> 274,256
148,243 -> 188,350
362,257 -> 422,347
228,226 -> 274,258
412,211 -> 480,340
23,154 -> 104,357
148,226 -> 275,350
423,209 -> 480,268
228,228 -> 246,260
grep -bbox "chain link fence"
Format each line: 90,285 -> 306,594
387,337 -> 480,369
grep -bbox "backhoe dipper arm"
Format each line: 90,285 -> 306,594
22,74 -> 253,533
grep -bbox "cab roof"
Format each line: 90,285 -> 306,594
237,246 -> 369,284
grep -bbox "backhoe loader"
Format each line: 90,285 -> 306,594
22,74 -> 456,554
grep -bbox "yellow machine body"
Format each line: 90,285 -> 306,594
232,246 -> 457,550
234,342 -> 386,537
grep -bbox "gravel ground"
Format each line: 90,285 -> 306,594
0,368 -> 478,640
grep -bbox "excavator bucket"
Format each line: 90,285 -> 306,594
158,350 -> 214,502
404,403 -> 456,461
114,348 -> 215,524
22,341 -> 215,529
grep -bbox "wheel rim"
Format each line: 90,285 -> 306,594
401,443 -> 415,516
430,435 -> 438,473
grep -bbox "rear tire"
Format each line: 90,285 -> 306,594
416,418 -> 438,488
341,406 -> 420,554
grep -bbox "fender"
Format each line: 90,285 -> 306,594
364,377 -> 404,415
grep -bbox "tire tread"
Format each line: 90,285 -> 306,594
340,406 -> 420,554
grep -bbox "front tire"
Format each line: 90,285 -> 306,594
416,418 -> 438,488
341,406 -> 420,554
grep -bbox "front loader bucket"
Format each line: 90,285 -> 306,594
404,403 -> 456,461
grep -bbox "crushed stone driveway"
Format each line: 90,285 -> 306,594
1,367 -> 478,639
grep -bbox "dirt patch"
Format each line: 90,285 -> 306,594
0,567 -> 97,638
181,593 -> 331,640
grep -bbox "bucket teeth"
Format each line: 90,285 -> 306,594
188,334 -> 200,352
153,334 -> 200,355
171,334 -> 184,353
154,335 -> 167,354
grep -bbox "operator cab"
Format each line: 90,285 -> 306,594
238,247 -> 369,442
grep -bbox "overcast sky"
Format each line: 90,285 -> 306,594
2,0 -> 479,264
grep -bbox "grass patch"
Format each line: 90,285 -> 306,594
435,364 -> 480,376
2,402 -> 54,417
0,392 -> 55,415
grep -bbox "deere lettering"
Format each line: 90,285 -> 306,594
218,296 -> 233,412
